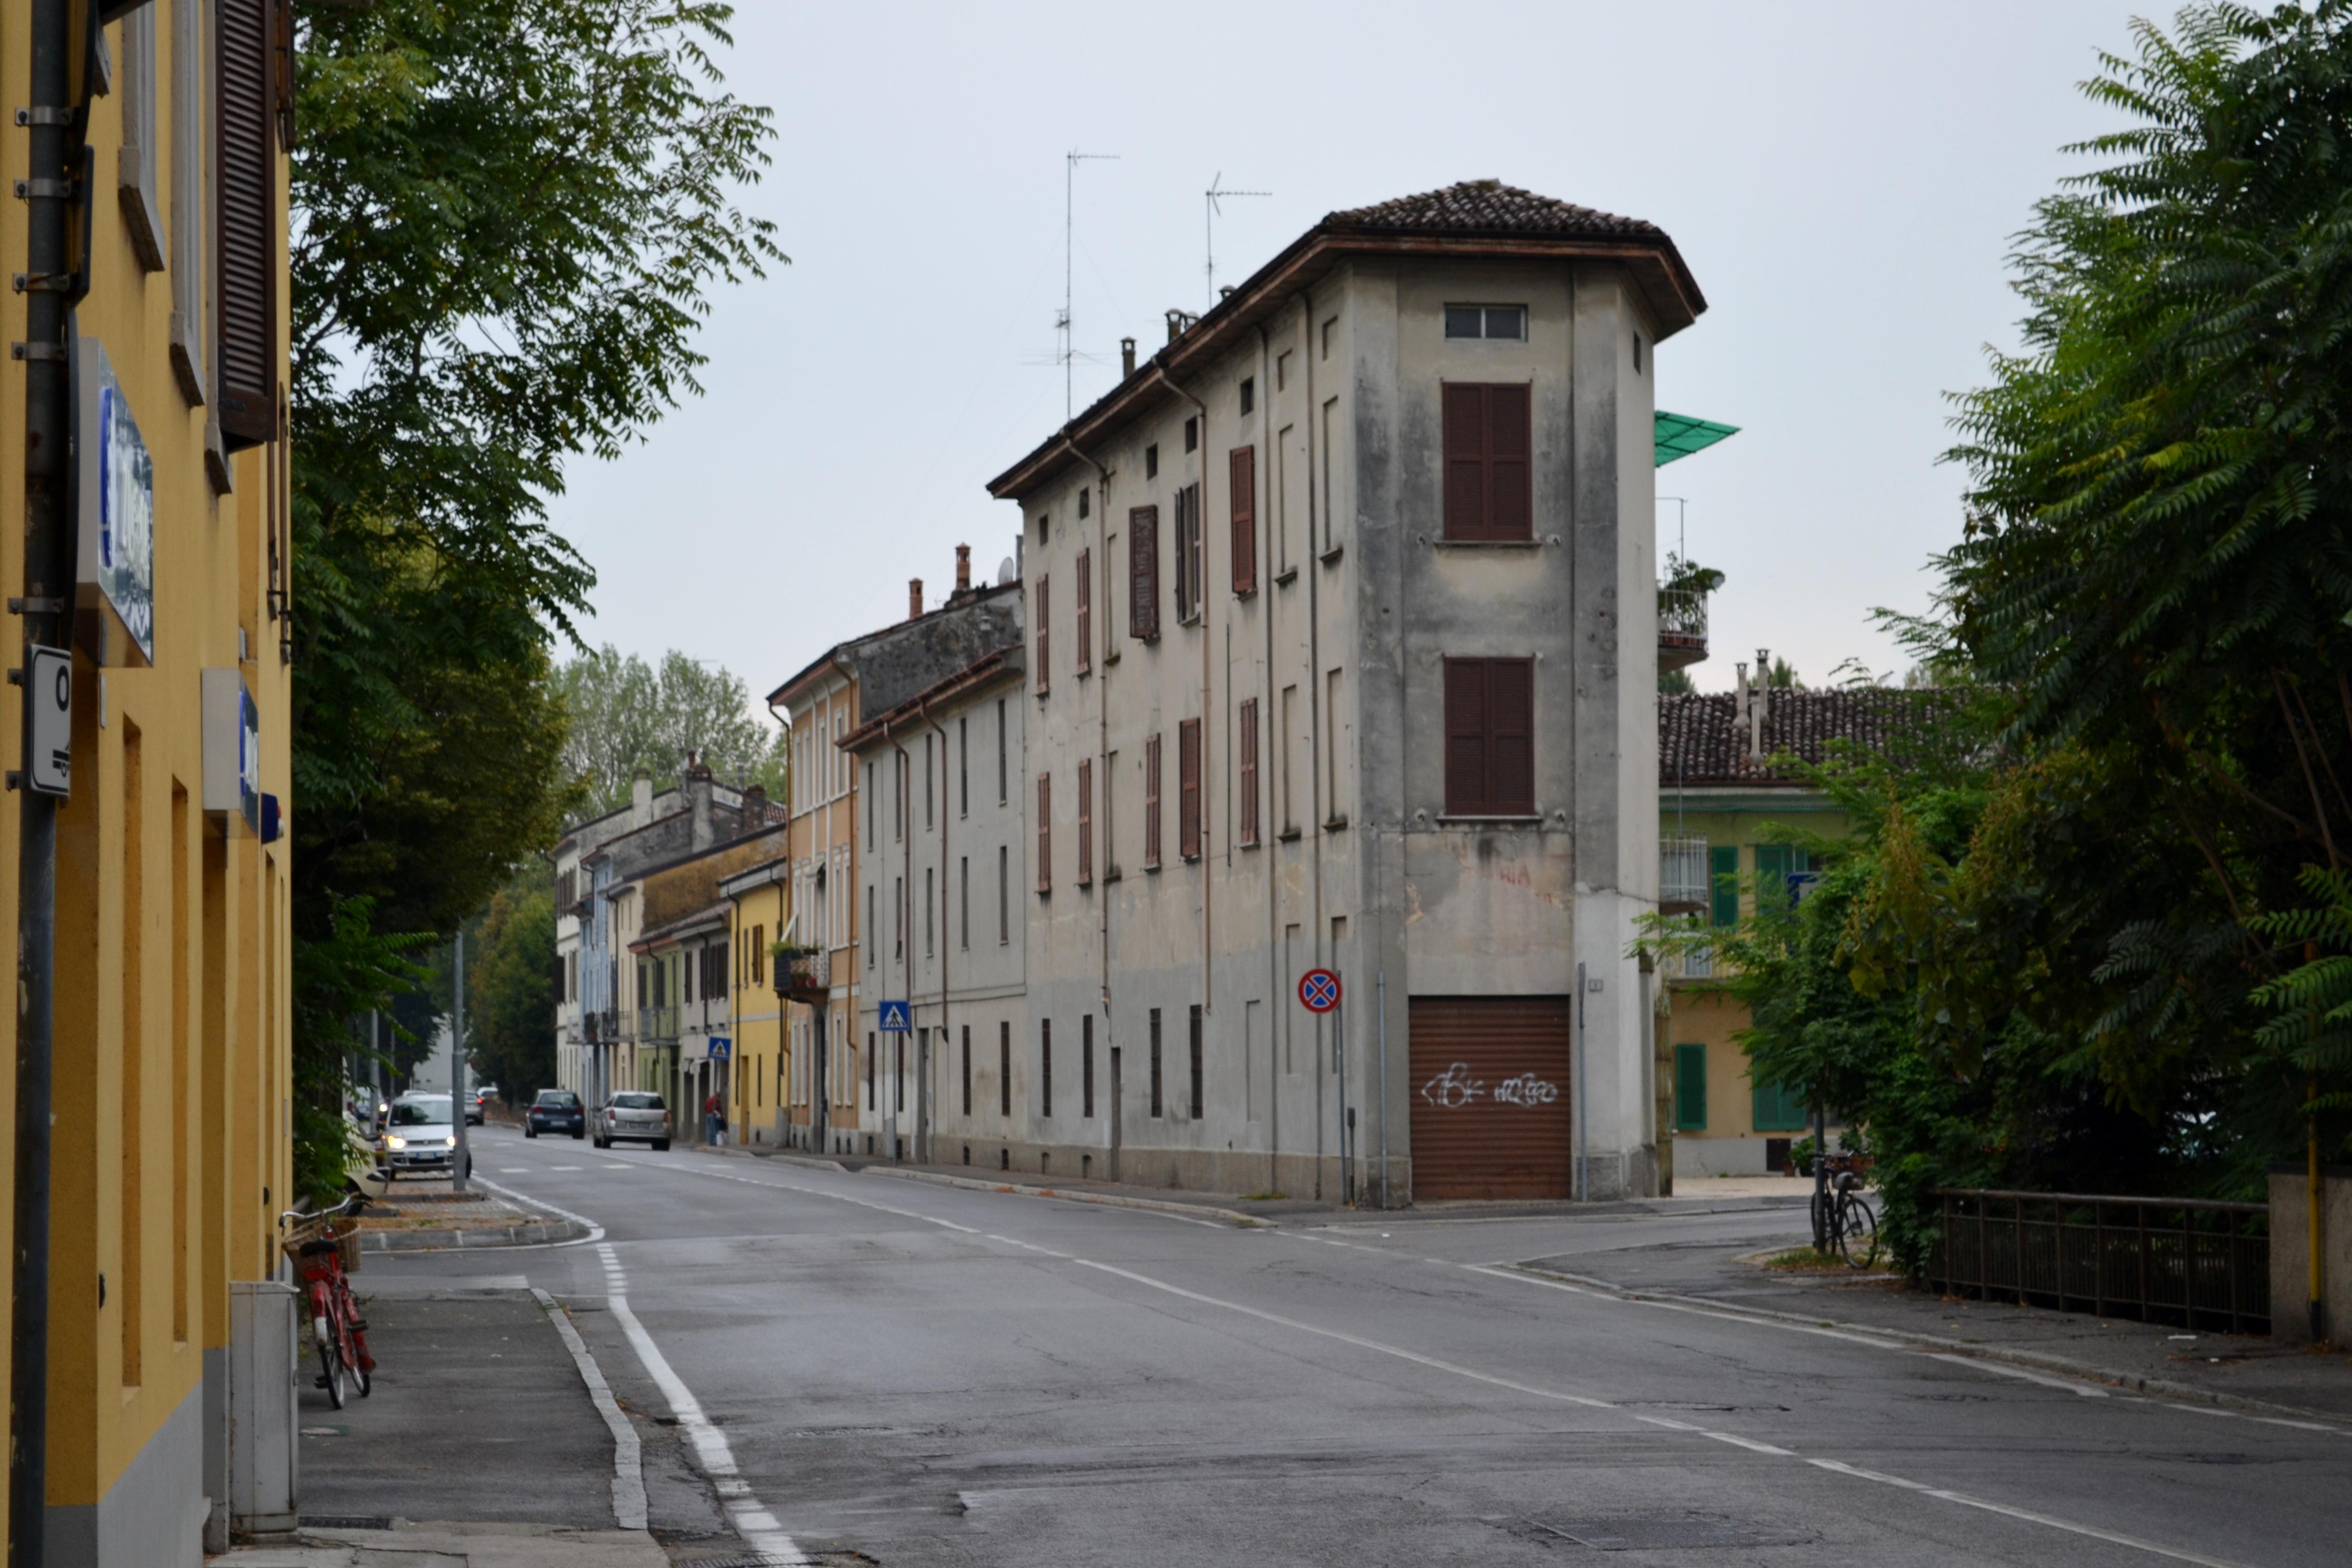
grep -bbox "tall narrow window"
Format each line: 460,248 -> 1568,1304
1129,506 -> 1161,640
997,699 -> 1008,802
895,753 -> 906,842
1442,657 -> 1535,815
1075,550 -> 1092,673
117,5 -> 164,271
962,1026 -> 973,1116
1440,383 -> 1533,541
168,0 -> 208,405
998,845 -> 1009,943
1083,1015 -> 1095,1117
866,889 -> 875,966
1189,1006 -> 1204,1119
1076,758 -> 1093,886
1149,1009 -> 1164,1117
959,855 -> 969,949
1280,685 -> 1298,834
1042,1023 -> 1054,1118
121,724 -> 145,1387
1326,667 -> 1345,825
1179,719 -> 1203,860
1035,575 -> 1050,695
170,781 -> 190,1343
1174,483 -> 1203,621
1144,734 -> 1163,870
1229,447 -> 1257,594
1321,398 -> 1340,552
959,716 -> 969,816
866,761 -> 876,848
1036,775 -> 1051,892
924,868 -> 934,957
894,875 -> 904,958
1276,428 -> 1294,573
924,733 -> 934,827
999,1023 -> 1012,1118
868,1032 -> 876,1110
214,0 -> 281,449
752,926 -> 764,985
1238,699 -> 1260,846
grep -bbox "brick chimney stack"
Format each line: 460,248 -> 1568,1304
955,544 -> 971,595
909,578 -> 924,620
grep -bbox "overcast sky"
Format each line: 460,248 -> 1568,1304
547,0 -> 2142,709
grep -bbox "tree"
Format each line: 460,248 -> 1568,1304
287,0 -> 781,1191
555,646 -> 787,815
468,877 -> 559,1104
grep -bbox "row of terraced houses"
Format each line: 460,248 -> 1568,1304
551,181 -> 1925,1209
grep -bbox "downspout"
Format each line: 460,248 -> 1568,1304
1301,292 -> 1329,1199
12,3 -> 90,1558
1256,321 -> 1280,1195
1152,362 -> 1214,1022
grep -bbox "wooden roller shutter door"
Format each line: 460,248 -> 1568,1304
1408,995 -> 1574,1199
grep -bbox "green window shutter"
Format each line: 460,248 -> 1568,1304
1752,1076 -> 1808,1132
1709,845 -> 1740,927
1755,844 -> 1811,910
1674,1043 -> 1708,1132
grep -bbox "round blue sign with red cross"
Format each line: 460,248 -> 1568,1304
1298,968 -> 1341,1014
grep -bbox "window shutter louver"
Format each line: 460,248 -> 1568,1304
1675,1043 -> 1708,1132
1441,383 -> 1534,541
1238,699 -> 1259,846
214,0 -> 279,450
1179,718 -> 1202,859
1442,384 -> 1487,540
1144,733 -> 1162,869
1035,575 -> 1049,694
1036,774 -> 1051,892
1490,657 -> 1535,814
1075,550 -> 1091,673
1709,846 -> 1741,928
1444,659 -> 1489,814
1130,506 -> 1160,641
1077,758 -> 1093,885
1229,447 -> 1257,594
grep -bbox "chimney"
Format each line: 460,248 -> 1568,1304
909,578 -> 924,620
630,767 -> 654,828
685,752 -> 715,850
955,544 -> 971,595
1751,648 -> 1771,759
1121,336 -> 1136,377
742,782 -> 768,822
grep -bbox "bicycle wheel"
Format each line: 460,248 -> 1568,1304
1836,1196 -> 1880,1270
317,1339 -> 346,1410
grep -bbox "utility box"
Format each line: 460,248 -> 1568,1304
2266,1165 -> 2352,1343
229,1281 -> 299,1535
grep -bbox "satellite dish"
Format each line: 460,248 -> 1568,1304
997,557 -> 1016,585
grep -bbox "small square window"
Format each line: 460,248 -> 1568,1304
1077,488 -> 1090,519
1145,444 -> 1159,479
1446,304 -> 1528,341
1485,305 -> 1526,339
1239,378 -> 1254,415
1184,416 -> 1197,453
1444,305 -> 1484,339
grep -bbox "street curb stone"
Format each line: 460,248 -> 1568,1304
358,1217 -> 588,1252
1507,1261 -> 2352,1429
864,1164 -> 1263,1226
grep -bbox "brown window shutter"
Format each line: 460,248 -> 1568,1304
1035,575 -> 1050,694
1444,658 -> 1489,814
1144,733 -> 1162,869
1229,447 -> 1257,594
1490,383 -> 1532,540
1077,757 -> 1093,885
1238,699 -> 1259,846
214,0 -> 279,450
1129,506 -> 1160,640
1036,774 -> 1051,892
1442,384 -> 1486,540
1490,656 -> 1535,813
1075,550 -> 1091,673
1178,718 -> 1202,859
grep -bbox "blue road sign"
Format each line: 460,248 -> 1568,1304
878,1000 -> 912,1033
1298,968 -> 1341,1014
706,1036 -> 731,1061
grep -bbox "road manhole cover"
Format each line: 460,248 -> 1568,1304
1538,1517 -> 1766,1550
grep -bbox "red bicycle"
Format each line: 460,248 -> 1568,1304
282,1194 -> 375,1408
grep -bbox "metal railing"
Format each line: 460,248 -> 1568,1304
639,1004 -> 679,1044
1658,585 -> 1708,663
775,945 -> 827,1001
1924,1189 -> 2269,1335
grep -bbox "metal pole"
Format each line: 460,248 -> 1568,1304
1811,1101 -> 1829,1252
1377,970 -> 1389,1210
2311,1085 -> 2326,1342
11,2 -> 84,1557
1335,979 -> 1349,1206
452,932 -> 471,1191
1575,962 -> 1587,1202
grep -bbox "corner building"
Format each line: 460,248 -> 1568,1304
989,182 -> 1702,1202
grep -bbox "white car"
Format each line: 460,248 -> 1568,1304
377,1094 -> 459,1178
594,1091 -> 672,1150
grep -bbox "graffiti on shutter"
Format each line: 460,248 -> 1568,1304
1408,995 -> 1573,1200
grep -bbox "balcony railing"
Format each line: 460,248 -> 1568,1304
583,1008 -> 620,1044
1658,585 -> 1708,671
640,1004 -> 680,1044
775,945 -> 829,1003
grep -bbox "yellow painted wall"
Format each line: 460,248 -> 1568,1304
728,874 -> 789,1141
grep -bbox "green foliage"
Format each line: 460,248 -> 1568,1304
286,1 -> 779,1193
1658,667 -> 1696,695
556,646 -> 787,815
288,897 -> 433,1205
467,875 -> 559,1103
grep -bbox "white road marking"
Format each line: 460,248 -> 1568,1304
498,1167 -> 530,1174
595,1242 -> 803,1564
547,1165 -> 584,1171
530,1286 -> 646,1530
468,1175 -> 603,1248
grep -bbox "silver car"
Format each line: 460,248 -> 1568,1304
377,1094 -> 458,1178
594,1091 -> 672,1150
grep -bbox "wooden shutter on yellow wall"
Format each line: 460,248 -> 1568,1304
214,0 -> 280,449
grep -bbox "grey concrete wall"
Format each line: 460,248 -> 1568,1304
2267,1166 -> 2352,1343
50,1373 -> 208,1566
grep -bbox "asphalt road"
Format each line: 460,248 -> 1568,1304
359,1124 -> 2352,1567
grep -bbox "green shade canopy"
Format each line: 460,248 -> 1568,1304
1655,410 -> 1740,467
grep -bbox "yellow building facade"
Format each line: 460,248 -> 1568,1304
0,1 -> 293,1562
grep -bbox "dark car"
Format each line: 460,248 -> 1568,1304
525,1088 -> 585,1139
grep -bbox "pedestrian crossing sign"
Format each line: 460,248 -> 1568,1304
879,1000 -> 912,1033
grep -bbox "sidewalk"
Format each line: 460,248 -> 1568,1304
1523,1232 -> 2352,1423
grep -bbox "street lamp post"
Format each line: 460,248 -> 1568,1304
452,930 -> 471,1193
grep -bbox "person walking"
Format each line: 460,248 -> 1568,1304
703,1088 -> 724,1147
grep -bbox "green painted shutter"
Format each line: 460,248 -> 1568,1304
1755,844 -> 1811,910
1709,846 -> 1740,927
1752,1076 -> 1808,1132
1674,1043 -> 1708,1132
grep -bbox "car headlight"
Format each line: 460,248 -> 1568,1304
445,1135 -> 458,1147
384,1135 -> 407,1150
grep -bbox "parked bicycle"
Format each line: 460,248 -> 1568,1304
1811,1154 -> 1880,1270
280,1193 -> 376,1409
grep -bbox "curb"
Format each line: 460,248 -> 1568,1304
359,1217 -> 589,1251
1507,1261 -> 2352,1429
701,1145 -> 852,1173
863,1165 -> 1264,1226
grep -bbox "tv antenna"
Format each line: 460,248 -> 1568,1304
1063,149 -> 1117,420
1206,173 -> 1271,308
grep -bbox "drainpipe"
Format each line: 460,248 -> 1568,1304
1151,363 -> 1215,1025
12,3 -> 89,1559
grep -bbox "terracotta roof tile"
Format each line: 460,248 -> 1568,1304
1659,688 -> 1968,787
1325,180 -> 1667,243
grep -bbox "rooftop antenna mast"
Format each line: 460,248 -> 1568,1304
1206,172 -> 1271,309
1063,149 -> 1117,420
